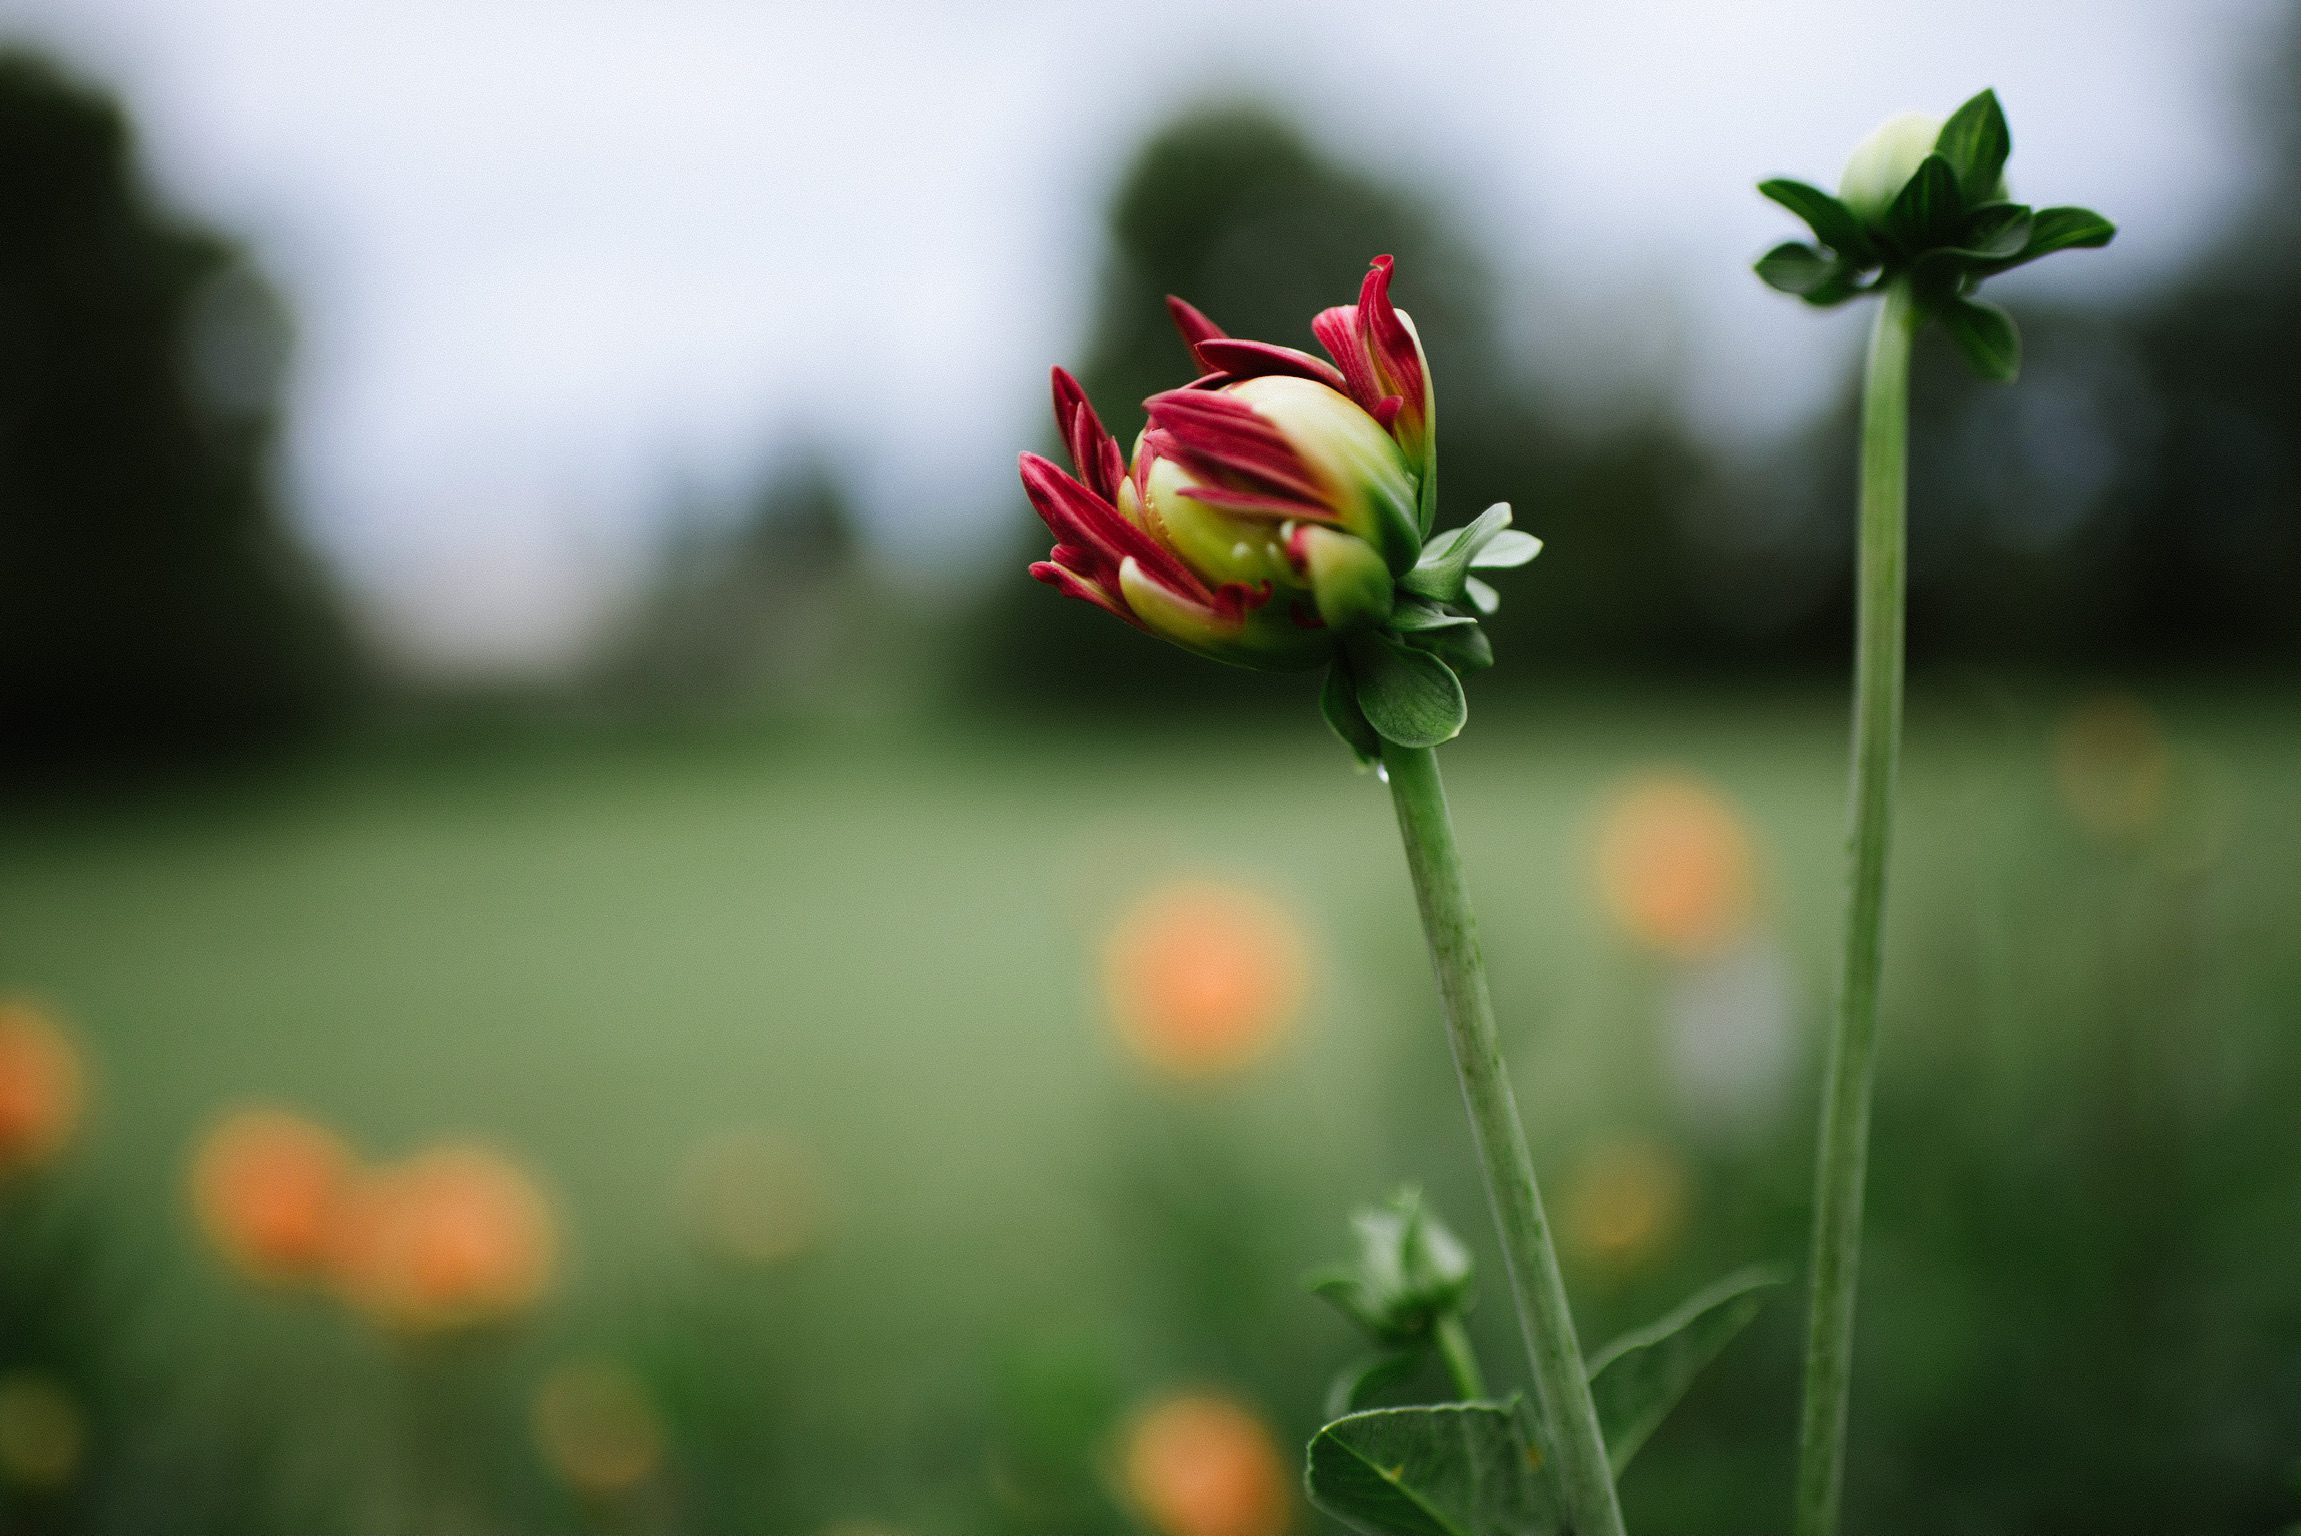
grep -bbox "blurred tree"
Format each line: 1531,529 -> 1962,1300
0,49 -> 351,776
599,452 -> 876,717
966,99 -> 1718,712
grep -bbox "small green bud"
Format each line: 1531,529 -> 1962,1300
1838,111 -> 1944,224
1309,1188 -> 1475,1349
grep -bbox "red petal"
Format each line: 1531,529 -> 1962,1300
1175,484 -> 1341,522
1050,368 -> 1124,502
1019,452 -> 1203,597
1312,305 -> 1383,414
1372,395 -> 1403,431
1193,338 -> 1350,393
1355,255 -> 1426,418
1030,559 -> 1134,621
1142,389 -> 1324,504
1165,295 -> 1226,354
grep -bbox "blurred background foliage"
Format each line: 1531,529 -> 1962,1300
0,14 -> 2298,1536
0,52 -> 350,780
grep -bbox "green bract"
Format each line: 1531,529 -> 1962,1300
1754,89 -> 2115,381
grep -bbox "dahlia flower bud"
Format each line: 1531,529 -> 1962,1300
1835,111 -> 1944,225
1024,257 -> 1536,756
1755,89 -> 2113,380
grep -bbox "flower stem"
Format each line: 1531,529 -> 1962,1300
1382,742 -> 1624,1536
1434,1313 -> 1488,1402
1793,275 -> 1919,1536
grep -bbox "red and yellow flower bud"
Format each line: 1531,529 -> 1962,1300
1024,257 -> 1437,670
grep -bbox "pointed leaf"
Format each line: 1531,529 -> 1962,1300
1322,662 -> 1383,765
1471,531 -> 1542,569
1884,154 -> 1962,255
1754,241 -> 1837,297
1349,635 -> 1466,748
1307,1401 -> 1562,1536
1586,1267 -> 1783,1476
1756,178 -> 1874,263
1941,295 -> 2021,382
1935,89 -> 2011,205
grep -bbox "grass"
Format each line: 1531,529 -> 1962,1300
2,683 -> 2296,1531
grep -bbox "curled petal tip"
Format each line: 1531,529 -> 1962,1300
1165,295 -> 1226,352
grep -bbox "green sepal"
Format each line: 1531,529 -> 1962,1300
1472,530 -> 1540,569
1755,241 -> 1834,297
1324,1352 -> 1427,1421
1348,634 -> 1466,748
1939,294 -> 2022,382
1403,503 -> 1520,604
1296,523 -> 1398,630
1978,204 -> 2116,274
1585,1267 -> 1783,1476
1883,153 -> 1963,256
1306,1399 -> 1561,1536
1462,577 -> 1500,617
1957,200 -> 2033,259
1388,595 -> 1479,634
1756,178 -> 1875,265
1933,88 -> 2011,206
1407,622 -> 1493,674
1321,661 -> 1383,766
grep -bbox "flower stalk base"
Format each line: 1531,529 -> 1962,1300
1793,276 -> 1919,1536
1381,742 -> 1625,1536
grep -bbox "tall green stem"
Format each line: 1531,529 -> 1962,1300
1793,276 -> 1919,1536
1382,742 -> 1625,1536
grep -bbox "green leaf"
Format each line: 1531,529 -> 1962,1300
1321,662 -> 1383,765
1470,531 -> 1541,569
1349,635 -> 1466,748
1327,1352 -> 1430,1420
1586,1267 -> 1783,1476
1403,503 -> 1515,604
1462,577 -> 1500,617
1388,596 -> 1479,634
1306,1401 -> 1561,1536
1756,178 -> 1874,263
1884,153 -> 1962,255
1941,295 -> 2022,382
1934,88 -> 2011,205
1754,241 -> 1837,297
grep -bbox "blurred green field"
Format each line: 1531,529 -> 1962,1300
4,685 -> 2299,1533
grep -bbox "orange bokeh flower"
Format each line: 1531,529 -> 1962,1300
677,1128 -> 827,1268
334,1144 -> 556,1334
2054,692 -> 2170,842
1104,881 -> 1309,1079
532,1360 -> 664,1496
1562,1139 -> 1688,1277
1593,774 -> 1759,960
0,1371 -> 84,1491
1122,1394 -> 1292,1536
0,1001 -> 84,1180
191,1107 -> 357,1284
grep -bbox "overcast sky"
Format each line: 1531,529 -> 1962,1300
2,0 -> 2283,670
